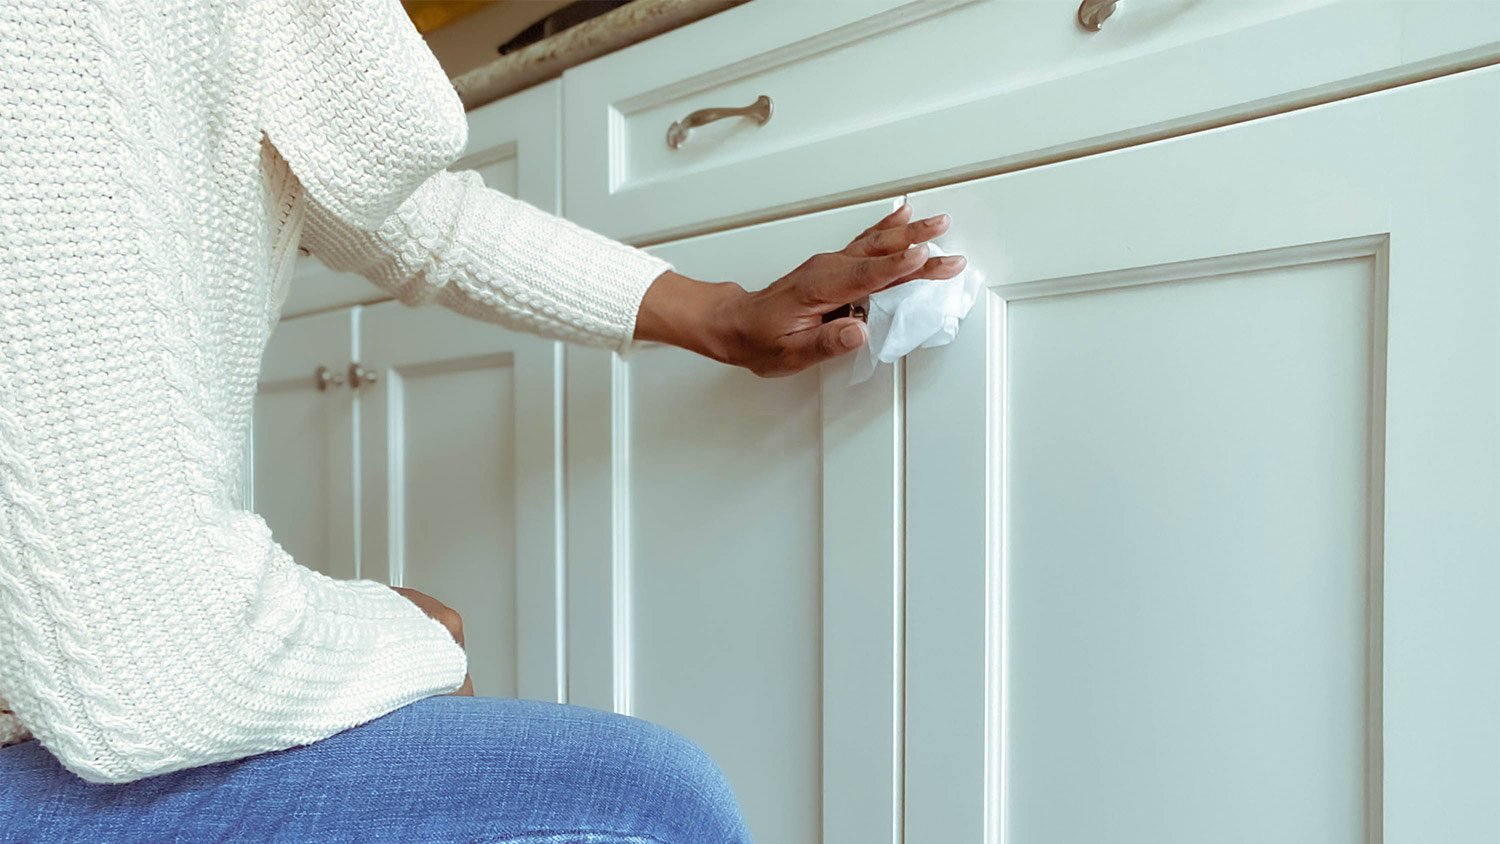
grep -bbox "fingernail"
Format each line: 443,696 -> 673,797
839,323 -> 864,349
922,213 -> 949,228
907,243 -> 929,259
940,255 -> 964,266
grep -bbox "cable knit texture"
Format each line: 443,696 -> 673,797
0,0 -> 670,784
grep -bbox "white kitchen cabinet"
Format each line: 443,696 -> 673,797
252,299 -> 564,701
565,198 -> 908,844
360,300 -> 566,701
249,309 -> 358,580
903,66 -> 1499,843
242,5 -> 1500,842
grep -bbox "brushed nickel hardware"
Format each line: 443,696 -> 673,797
1077,0 -> 1119,31
667,95 -> 773,150
314,365 -> 344,391
348,362 -> 380,389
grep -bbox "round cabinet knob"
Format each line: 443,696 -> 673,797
314,364 -> 345,391
1077,0 -> 1119,31
347,362 -> 380,389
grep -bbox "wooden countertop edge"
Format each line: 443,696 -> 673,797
452,0 -> 749,110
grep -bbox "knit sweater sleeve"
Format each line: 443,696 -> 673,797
299,168 -> 674,354
258,0 -> 469,230
256,0 -> 672,351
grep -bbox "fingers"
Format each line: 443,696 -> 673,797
810,243 -> 931,305
874,253 -> 968,292
844,213 -> 951,258
846,201 -> 913,247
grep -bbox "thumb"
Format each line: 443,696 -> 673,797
786,317 -> 866,372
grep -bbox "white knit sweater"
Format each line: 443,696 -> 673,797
0,0 -> 672,783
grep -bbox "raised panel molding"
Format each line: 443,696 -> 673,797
251,310 -> 358,580
564,348 -> 635,714
906,68 -> 1498,843
361,301 -> 566,702
821,352 -> 906,844
566,196 -> 910,844
565,345 -> 907,844
991,239 -> 1389,843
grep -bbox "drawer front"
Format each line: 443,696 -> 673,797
562,0 -> 1500,244
279,80 -> 562,319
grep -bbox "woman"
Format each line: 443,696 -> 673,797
0,1 -> 963,840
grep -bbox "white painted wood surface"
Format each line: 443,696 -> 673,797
250,309 -> 358,580
564,0 -> 1500,244
566,197 -> 908,844
360,301 -> 566,701
904,65 -> 1499,844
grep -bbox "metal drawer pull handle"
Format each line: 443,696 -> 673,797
667,95 -> 773,150
1077,0 -> 1119,31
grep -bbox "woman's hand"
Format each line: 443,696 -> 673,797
634,202 -> 966,377
389,586 -> 474,697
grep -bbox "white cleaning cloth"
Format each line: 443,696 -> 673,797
850,242 -> 981,385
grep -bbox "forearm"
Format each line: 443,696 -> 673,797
633,271 -> 747,364
300,167 -> 672,353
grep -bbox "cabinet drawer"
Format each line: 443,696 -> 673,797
563,0 -> 1500,244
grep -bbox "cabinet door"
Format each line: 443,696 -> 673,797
904,68 -> 1499,843
566,198 -> 908,844
252,309 -> 358,580
360,302 -> 565,702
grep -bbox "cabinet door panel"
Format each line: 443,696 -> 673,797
905,67 -> 1498,843
1006,255 -> 1375,842
253,310 -> 357,580
361,302 -> 565,702
567,198 -> 906,844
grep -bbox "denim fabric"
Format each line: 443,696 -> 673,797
0,696 -> 753,843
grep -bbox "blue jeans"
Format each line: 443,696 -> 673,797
0,696 -> 753,843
